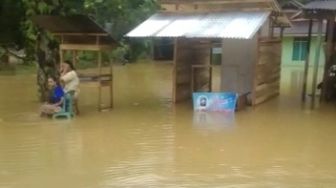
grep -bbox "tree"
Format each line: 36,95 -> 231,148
0,0 -> 158,100
84,0 -> 158,61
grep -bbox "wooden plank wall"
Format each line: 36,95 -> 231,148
191,40 -> 211,92
252,39 -> 281,105
173,38 -> 211,103
173,38 -> 193,103
221,38 -> 257,95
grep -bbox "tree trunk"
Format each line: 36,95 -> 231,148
37,67 -> 48,102
1,53 -> 9,65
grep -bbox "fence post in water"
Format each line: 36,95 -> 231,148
302,19 -> 313,103
311,19 -> 323,109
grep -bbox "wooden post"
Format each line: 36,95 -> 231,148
110,56 -> 113,108
268,18 -> 273,38
321,18 -> 335,101
59,48 -> 64,73
280,27 -> 284,39
311,19 -> 323,109
209,47 -> 213,92
302,19 -> 313,102
251,33 -> 260,105
98,51 -> 102,111
172,38 -> 178,103
209,66 -> 213,92
72,50 -> 77,65
191,66 -> 194,93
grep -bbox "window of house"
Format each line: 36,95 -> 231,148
292,38 -> 308,61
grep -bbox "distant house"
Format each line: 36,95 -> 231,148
280,0 -> 326,66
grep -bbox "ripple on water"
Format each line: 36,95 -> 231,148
1,112 -> 72,126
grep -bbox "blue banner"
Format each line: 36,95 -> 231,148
192,92 -> 238,112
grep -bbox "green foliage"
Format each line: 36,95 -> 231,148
86,0 -> 159,62
0,0 -> 25,46
0,0 -> 158,65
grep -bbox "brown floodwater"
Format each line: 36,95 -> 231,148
0,61 -> 336,188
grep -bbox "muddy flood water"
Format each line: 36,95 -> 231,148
0,61 -> 336,188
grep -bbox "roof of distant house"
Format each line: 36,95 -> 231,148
304,0 -> 336,11
275,20 -> 327,37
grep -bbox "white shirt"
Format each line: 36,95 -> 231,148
61,70 -> 80,95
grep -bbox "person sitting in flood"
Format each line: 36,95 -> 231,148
60,60 -> 80,114
40,76 -> 64,117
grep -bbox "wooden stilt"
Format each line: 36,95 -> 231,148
110,57 -> 113,108
280,27 -> 284,39
311,20 -> 323,109
72,50 -> 77,66
98,51 -> 102,111
302,19 -> 313,102
321,18 -> 335,101
172,38 -> 178,103
209,47 -> 213,92
59,49 -> 64,69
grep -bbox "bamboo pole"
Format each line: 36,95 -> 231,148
302,19 -> 313,102
311,20 -> 323,109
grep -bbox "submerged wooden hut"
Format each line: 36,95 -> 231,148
32,15 -> 117,111
127,0 -> 290,106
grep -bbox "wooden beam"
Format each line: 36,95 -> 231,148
160,0 -> 275,5
160,0 -> 280,12
54,33 -> 108,36
161,3 -> 272,13
60,44 -> 113,51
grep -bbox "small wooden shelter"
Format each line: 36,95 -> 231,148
302,0 -> 336,108
127,0 -> 290,106
33,15 -> 118,111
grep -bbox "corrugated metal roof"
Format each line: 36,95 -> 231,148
274,20 -> 327,36
126,11 -> 270,39
304,0 -> 336,11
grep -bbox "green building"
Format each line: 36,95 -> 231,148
280,0 -> 326,67
281,20 -> 326,67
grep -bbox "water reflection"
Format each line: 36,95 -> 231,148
193,111 -> 235,130
0,64 -> 336,187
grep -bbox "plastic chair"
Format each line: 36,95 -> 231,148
52,93 -> 74,119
